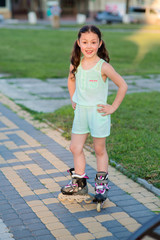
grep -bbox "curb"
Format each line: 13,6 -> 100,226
110,159 -> 160,198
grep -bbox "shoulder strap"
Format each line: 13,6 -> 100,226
94,59 -> 105,72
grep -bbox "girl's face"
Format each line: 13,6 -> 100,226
77,31 -> 102,59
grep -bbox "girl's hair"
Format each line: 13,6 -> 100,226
71,25 -> 110,75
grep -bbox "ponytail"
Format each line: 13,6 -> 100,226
98,40 -> 110,63
70,41 -> 81,75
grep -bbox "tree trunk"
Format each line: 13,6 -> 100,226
126,0 -> 130,14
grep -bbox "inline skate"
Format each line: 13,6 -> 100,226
58,168 -> 91,203
93,171 -> 109,212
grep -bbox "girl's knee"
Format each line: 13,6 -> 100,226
70,143 -> 83,155
94,145 -> 106,157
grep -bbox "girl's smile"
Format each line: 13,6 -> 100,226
77,32 -> 102,59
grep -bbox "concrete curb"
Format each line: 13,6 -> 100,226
110,159 -> 160,197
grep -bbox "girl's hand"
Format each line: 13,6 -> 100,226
72,101 -> 76,110
97,104 -> 116,116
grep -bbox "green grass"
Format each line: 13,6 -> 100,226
0,28 -> 160,78
34,92 -> 160,189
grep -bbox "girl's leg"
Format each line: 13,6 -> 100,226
93,137 -> 108,172
70,133 -> 88,175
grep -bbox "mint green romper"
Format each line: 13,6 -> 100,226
72,59 -> 111,138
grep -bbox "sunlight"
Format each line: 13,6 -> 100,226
126,0 -> 160,63
126,25 -> 160,63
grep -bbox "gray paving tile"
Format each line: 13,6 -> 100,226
99,237 -> 118,240
1,213 -> 19,221
129,210 -> 155,218
27,222 -> 46,231
102,220 -> 122,229
114,230 -> 131,239
7,133 -> 27,146
38,193 -> 54,200
19,213 -> 38,221
35,235 -> 56,240
0,121 -> 7,128
18,237 -> 36,240
4,218 -> 24,227
23,218 -> 42,225
32,229 -> 52,237
113,199 -> 140,207
23,195 -> 40,201
68,225 -> 88,235
11,229 -> 34,239
0,145 -> 15,160
122,204 -> 148,213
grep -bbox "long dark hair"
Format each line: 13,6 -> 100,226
71,25 -> 110,75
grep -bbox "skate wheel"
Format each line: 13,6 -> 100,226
58,193 -> 65,202
84,198 -> 92,204
68,197 -> 74,203
76,198 -> 83,203
97,202 -> 101,212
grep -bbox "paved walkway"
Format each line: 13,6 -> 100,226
0,93 -> 159,240
0,74 -> 160,113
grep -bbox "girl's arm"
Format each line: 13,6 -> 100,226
98,62 -> 128,116
68,64 -> 76,109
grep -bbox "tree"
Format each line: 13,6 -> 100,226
126,0 -> 130,14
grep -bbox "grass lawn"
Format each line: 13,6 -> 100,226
34,92 -> 160,189
0,27 -> 160,78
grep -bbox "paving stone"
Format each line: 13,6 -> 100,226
17,237 -> 36,240
12,229 -> 33,239
98,237 -> 118,240
1,213 -> 19,221
27,222 -> 46,231
122,203 -> 148,213
32,228 -> 52,237
4,218 -> 24,227
68,225 -> 89,235
35,235 -> 56,240
23,195 -> 40,201
129,210 -> 156,218
0,203 -> 12,212
102,220 -> 123,229
7,133 -> 27,146
0,145 -> 15,160
113,230 -> 131,239
114,199 -> 140,207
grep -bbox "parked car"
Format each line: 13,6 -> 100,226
129,6 -> 160,24
95,11 -> 122,24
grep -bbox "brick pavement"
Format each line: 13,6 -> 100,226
0,93 -> 159,240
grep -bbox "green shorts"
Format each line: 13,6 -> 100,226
72,105 -> 111,138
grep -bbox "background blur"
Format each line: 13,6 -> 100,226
0,0 -> 160,25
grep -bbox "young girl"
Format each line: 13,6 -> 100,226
60,25 -> 128,202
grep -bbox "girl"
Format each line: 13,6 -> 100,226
60,25 -> 128,202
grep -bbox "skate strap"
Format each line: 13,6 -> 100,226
95,183 -> 110,192
67,169 -> 89,179
72,173 -> 89,179
67,168 -> 75,175
66,182 -> 78,188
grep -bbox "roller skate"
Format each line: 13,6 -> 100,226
58,168 -> 92,203
93,172 -> 109,212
